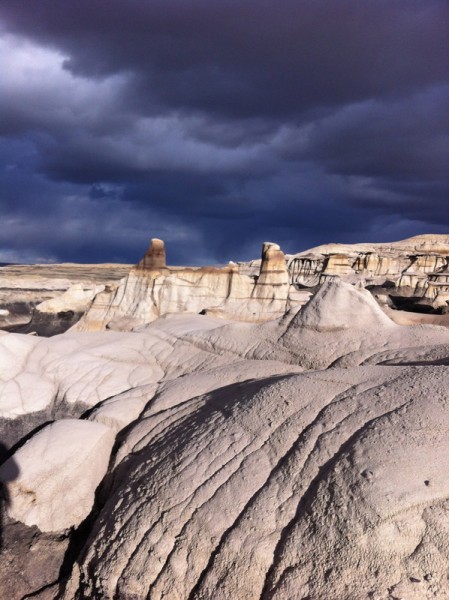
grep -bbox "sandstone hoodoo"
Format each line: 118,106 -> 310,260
73,238 -> 307,331
138,237 -> 167,270
3,234 -> 449,337
3,235 -> 449,599
257,242 -> 289,287
69,234 -> 449,333
252,242 -> 290,301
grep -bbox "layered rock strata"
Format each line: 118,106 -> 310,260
423,264 -> 449,307
0,263 -> 130,335
3,234 -> 449,337
73,234 -> 449,333
73,240 -> 309,331
287,234 -> 449,310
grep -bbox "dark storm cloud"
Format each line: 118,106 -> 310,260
0,1 -> 448,263
1,0 -> 448,118
296,86 -> 449,180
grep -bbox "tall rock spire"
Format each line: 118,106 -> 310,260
257,242 -> 289,287
138,238 -> 167,270
252,242 -> 289,302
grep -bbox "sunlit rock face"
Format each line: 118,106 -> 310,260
137,238 -> 167,270
74,240 -> 305,331
423,264 -> 449,307
248,241 -> 291,313
69,234 -> 449,332
288,234 -> 449,284
0,419 -> 115,532
320,253 -> 352,280
286,234 -> 449,310
396,264 -> 429,294
3,234 -> 449,337
257,242 -> 290,289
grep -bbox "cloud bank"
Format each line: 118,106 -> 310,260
0,0 -> 448,263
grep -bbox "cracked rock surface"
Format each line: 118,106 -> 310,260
2,280 -> 449,599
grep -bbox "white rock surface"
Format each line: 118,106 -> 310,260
89,383 -> 158,433
35,283 -> 104,314
58,365 -> 449,600
73,240 -> 297,331
0,419 -> 115,532
0,332 -> 39,380
2,282 -> 449,424
2,274 -> 449,599
293,276 -> 394,331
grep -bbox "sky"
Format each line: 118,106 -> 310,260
0,1 -> 448,265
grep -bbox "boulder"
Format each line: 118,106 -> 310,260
0,419 -> 115,532
35,283 -> 103,314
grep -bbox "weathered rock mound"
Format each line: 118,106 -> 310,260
0,419 -> 114,532
59,366 -> 449,600
292,276 -> 394,331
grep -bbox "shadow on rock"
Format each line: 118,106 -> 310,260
0,442 -> 20,551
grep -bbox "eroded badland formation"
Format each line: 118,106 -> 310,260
2,234 -> 449,599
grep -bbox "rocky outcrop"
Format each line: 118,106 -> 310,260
288,253 -> 322,287
422,263 -> 449,307
138,238 -> 167,270
0,263 -> 130,336
73,240 -> 305,331
256,242 -> 289,289
289,249 -> 421,289
35,283 -> 103,315
396,264 -> 428,293
286,235 -> 449,311
320,253 -> 352,279
0,419 -> 115,532
4,234 -> 449,337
